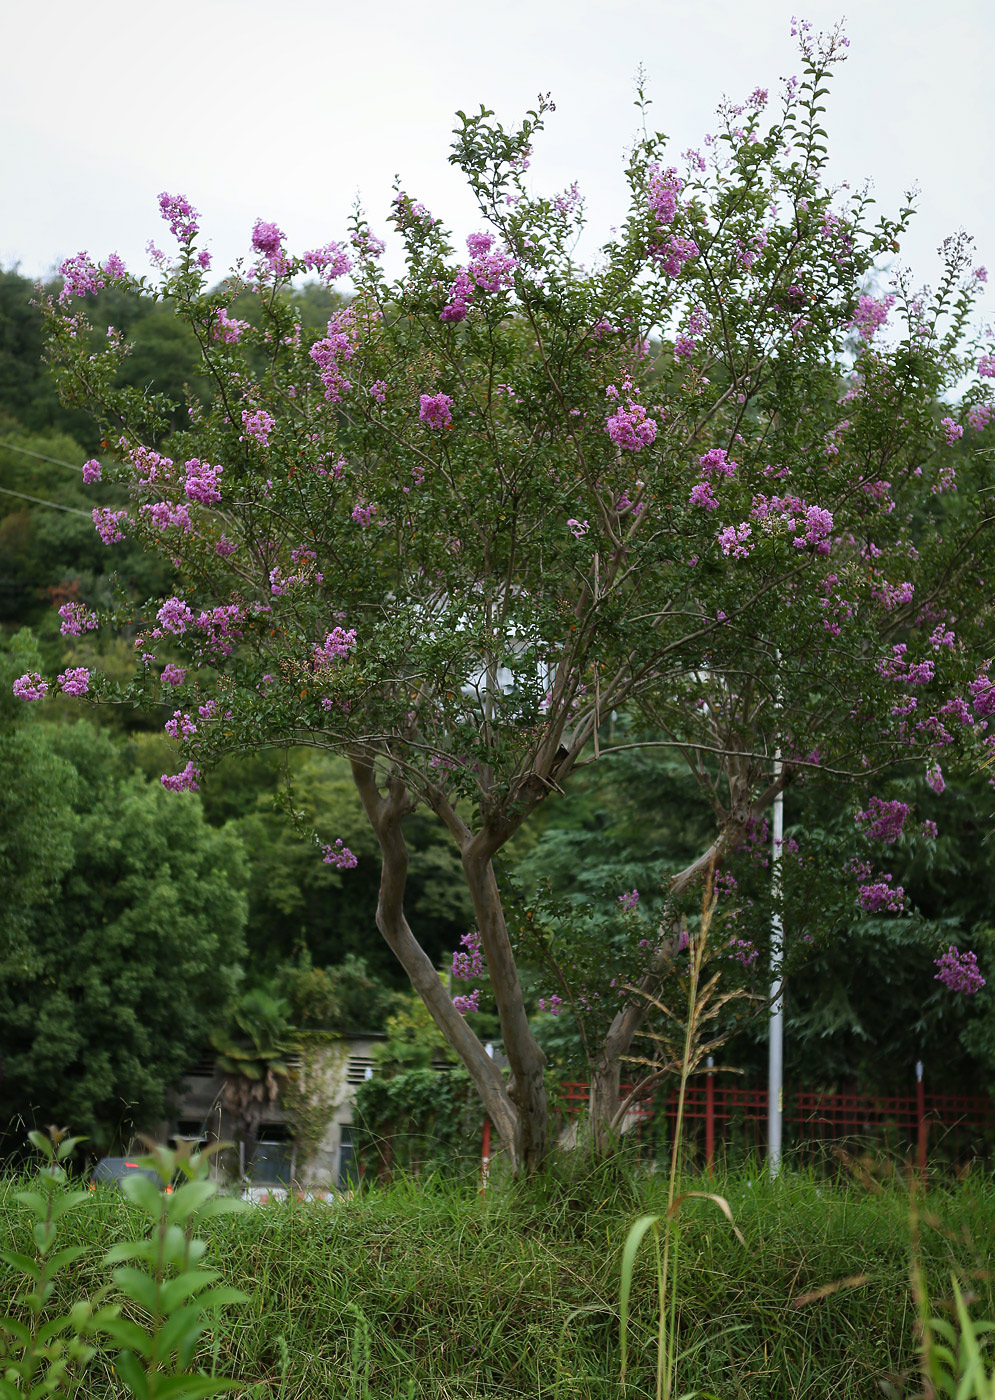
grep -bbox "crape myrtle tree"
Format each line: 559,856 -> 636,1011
25,20 -> 995,1171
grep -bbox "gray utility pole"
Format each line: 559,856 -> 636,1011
768,755 -> 784,1179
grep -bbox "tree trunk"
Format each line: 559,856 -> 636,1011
350,758 -> 522,1166
463,837 -> 549,1172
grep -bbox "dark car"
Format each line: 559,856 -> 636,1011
89,1157 -> 164,1190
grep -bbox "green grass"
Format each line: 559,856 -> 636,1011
2,1155 -> 993,1398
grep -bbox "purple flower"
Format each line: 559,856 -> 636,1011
140,500 -> 192,534
567,518 -> 589,538
13,672 -> 48,701
158,192 -> 199,244
968,404 -> 993,432
941,416 -> 964,446
164,709 -> 197,739
184,458 -> 223,505
858,877 -> 906,913
934,946 -> 985,994
689,481 -> 718,511
855,797 -> 910,844
161,663 -> 186,687
452,929 -> 484,979
321,839 -> 358,870
926,764 -> 945,795
213,308 -> 250,343
58,252 -> 105,303
606,402 -> 657,451
161,762 -> 201,792
419,393 -> 453,428
92,507 -> 128,544
82,458 -> 102,484
57,667 -> 90,697
215,535 -> 238,557
58,601 -> 98,637
301,241 -> 352,281
242,408 -> 276,446
453,989 -> 481,1015
852,294 -> 895,341
157,597 -> 194,635
309,307 -> 359,404
728,938 -> 758,967
718,522 -> 753,558
351,502 -> 377,526
618,889 -> 640,912
538,993 -> 564,1016
313,628 -> 357,670
251,219 -> 285,256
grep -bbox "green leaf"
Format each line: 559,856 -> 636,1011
112,1267 -> 160,1313
0,1250 -> 41,1283
115,1348 -> 150,1400
121,1174 -> 166,1218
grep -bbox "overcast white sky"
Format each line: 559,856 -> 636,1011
2,0 -> 992,321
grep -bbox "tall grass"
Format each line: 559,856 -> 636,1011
2,1158 -> 993,1398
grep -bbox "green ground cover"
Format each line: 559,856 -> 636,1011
2,1157 -> 992,1398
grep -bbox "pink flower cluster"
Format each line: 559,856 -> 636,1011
58,252 -> 105,303
452,929 -> 484,979
567,518 -> 589,539
157,596 -> 195,635
941,416 -> 963,446
617,889 -> 640,912
852,294 -> 895,341
92,507 -> 128,544
161,762 -> 201,792
301,241 -> 352,282
674,305 -> 708,360
161,663 -> 186,687
968,404 -> 993,432
57,667 -> 90,697
12,672 -> 48,701
855,797 -> 910,845
439,233 -> 516,322
652,234 -> 700,278
213,308 -> 250,343
728,938 -> 758,968
251,219 -> 285,257
453,989 -> 481,1015
82,458 -> 102,483
309,307 -> 359,404
321,839 -> 358,869
313,627 -> 357,671
718,522 -> 753,558
140,500 -> 192,534
858,876 -> 906,913
164,709 -> 197,740
647,165 -> 682,225
184,458 -> 223,505
58,601 -> 98,637
792,505 -> 834,552
606,399 -> 656,451
242,408 -> 276,446
934,946 -> 985,994
538,993 -> 564,1016
158,192 -> 199,245
419,392 -> 453,428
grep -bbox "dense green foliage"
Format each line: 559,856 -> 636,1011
0,656 -> 249,1149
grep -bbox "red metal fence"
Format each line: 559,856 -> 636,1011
554,1078 -> 995,1170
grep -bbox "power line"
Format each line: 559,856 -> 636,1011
0,485 -> 92,517
0,439 -> 91,474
